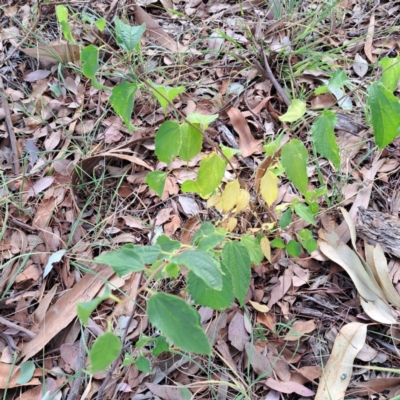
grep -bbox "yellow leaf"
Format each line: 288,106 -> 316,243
260,170 -> 279,206
221,179 -> 240,212
261,222 -> 275,231
260,236 -> 271,262
207,194 -> 222,211
222,217 -> 237,232
249,300 -> 270,313
235,189 -> 250,213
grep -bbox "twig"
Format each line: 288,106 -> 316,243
0,77 -> 19,175
0,316 -> 36,339
67,329 -> 90,400
252,43 -> 291,107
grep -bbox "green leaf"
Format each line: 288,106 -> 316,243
286,240 -> 302,257
222,242 -> 251,306
187,262 -> 234,310
181,180 -> 200,194
55,5 -> 68,22
89,332 -> 122,373
241,235 -> 264,265
136,334 -> 155,348
193,223 -> 226,251
367,82 -> 400,149
95,247 -> 145,276
156,235 -> 181,253
110,82 -> 137,131
155,121 -> 182,164
187,112 -> 218,129
149,81 -> 185,115
95,18 -> 106,31
147,293 -> 211,355
134,355 -> 151,373
56,6 -> 74,43
281,139 -> 309,194
298,229 -> 318,253
327,70 -> 348,89
196,152 -> 227,198
165,262 -> 180,278
122,353 -> 136,366
80,45 -> 104,90
129,244 -> 161,264
145,171 -> 167,198
279,208 -> 292,229
77,298 -> 103,325
153,335 -> 170,356
16,361 -> 35,384
379,56 -> 400,92
311,110 -> 340,168
271,238 -> 285,248
179,123 -> 203,161
220,144 -> 241,160
114,18 -> 146,52
192,222 -> 215,244
172,250 -> 222,290
279,99 -> 306,123
294,203 -> 316,226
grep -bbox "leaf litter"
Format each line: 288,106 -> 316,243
1,0 -> 400,399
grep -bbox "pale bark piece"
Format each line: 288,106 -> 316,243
315,322 -> 367,400
358,208 -> 400,258
226,107 -> 263,158
21,265 -> 114,361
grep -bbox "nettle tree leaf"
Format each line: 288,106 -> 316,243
89,332 -> 122,373
80,45 -> 105,89
187,112 -> 218,129
279,99 -> 306,123
368,82 -> 400,149
220,144 -> 241,160
172,250 -> 222,290
95,246 -> 145,276
379,56 -> 400,92
298,229 -> 318,253
115,18 -> 146,52
286,240 -> 302,257
187,262 -> 234,310
110,82 -> 138,131
181,152 -> 227,198
147,293 -> 211,355
155,121 -> 202,164
77,297 -> 103,325
260,170 -> 279,206
221,179 -> 240,212
222,242 -> 251,306
156,235 -> 181,254
311,110 -> 340,168
149,81 -> 185,115
145,171 -> 167,198
281,139 -> 309,194
294,203 -> 316,226
56,5 -> 74,43
241,235 -> 264,265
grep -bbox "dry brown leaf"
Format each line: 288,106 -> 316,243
364,12 -> 376,63
228,311 -> 250,351
21,265 -> 114,361
265,378 -> 315,397
21,44 -> 80,67
134,5 -> 186,52
315,322 -> 367,400
227,107 -> 263,158
285,319 -> 316,341
245,342 -> 272,376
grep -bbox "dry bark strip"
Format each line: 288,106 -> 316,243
357,207 -> 400,258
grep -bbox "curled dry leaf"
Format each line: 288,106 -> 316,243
318,208 -> 397,324
315,322 -> 367,400
226,107 -> 263,158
